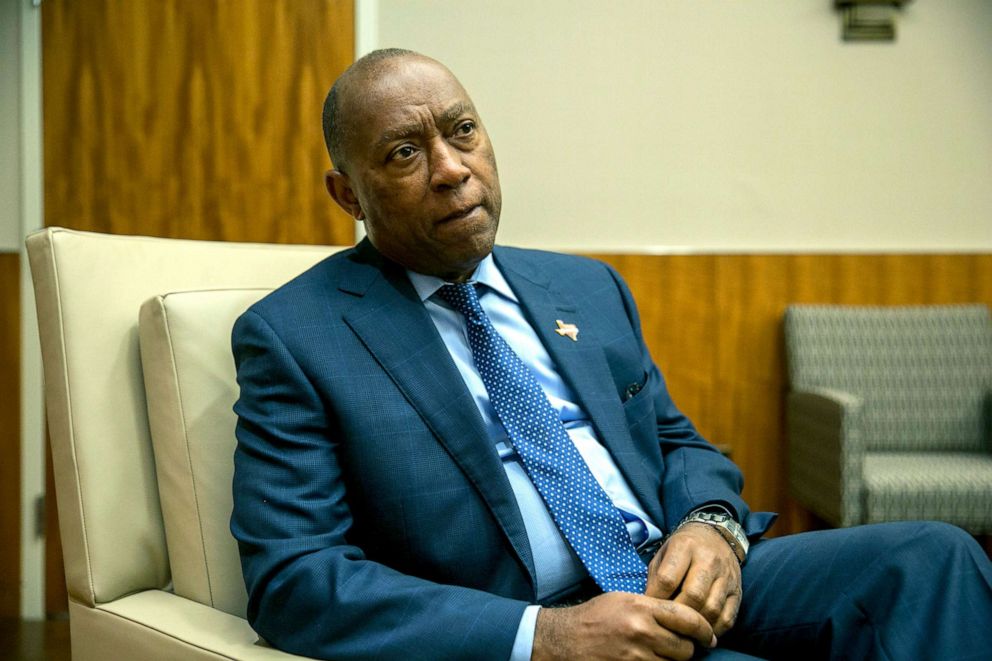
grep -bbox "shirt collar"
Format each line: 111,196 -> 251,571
406,253 -> 518,304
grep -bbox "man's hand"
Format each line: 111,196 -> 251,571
646,523 -> 742,637
532,592 -> 715,661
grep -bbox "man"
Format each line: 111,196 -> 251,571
231,49 -> 992,660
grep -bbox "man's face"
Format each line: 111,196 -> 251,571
327,57 -> 501,281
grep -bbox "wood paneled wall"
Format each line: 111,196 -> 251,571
588,253 -> 992,535
42,0 -> 356,244
0,253 -> 21,617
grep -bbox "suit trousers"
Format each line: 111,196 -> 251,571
703,521 -> 992,660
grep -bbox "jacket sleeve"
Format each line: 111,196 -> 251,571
230,309 -> 528,660
601,263 -> 777,539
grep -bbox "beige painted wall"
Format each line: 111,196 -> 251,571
377,0 -> 992,251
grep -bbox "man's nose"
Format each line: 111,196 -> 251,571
429,139 -> 471,191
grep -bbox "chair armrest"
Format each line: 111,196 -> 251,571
70,590 -> 314,660
787,387 -> 865,527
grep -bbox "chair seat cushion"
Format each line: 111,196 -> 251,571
863,452 -> 992,533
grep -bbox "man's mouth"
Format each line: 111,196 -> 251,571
439,204 -> 481,223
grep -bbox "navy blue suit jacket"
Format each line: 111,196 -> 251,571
231,239 -> 775,660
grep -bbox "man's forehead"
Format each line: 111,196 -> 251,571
378,98 -> 476,128
363,58 -> 470,108
350,61 -> 477,129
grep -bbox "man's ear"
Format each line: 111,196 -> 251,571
325,169 -> 365,220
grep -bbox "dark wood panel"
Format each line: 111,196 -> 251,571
590,253 -> 992,536
0,253 -> 21,617
43,0 -> 355,244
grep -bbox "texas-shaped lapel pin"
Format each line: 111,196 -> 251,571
554,319 -> 579,341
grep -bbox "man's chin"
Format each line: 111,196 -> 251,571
428,232 -> 497,282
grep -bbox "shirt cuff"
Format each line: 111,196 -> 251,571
509,605 -> 541,661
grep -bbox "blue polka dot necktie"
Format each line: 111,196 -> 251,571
437,282 -> 647,593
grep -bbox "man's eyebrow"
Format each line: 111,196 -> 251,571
372,102 -> 477,153
374,123 -> 423,152
439,102 -> 476,126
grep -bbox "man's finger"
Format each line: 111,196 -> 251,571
714,588 -> 741,638
650,599 -> 716,650
696,574 -> 729,626
647,542 -> 691,599
672,563 -> 717,614
714,598 -> 740,639
645,628 -> 696,661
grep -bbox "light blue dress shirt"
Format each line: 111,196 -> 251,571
407,255 -> 663,661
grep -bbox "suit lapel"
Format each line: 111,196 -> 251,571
339,245 -> 536,585
494,249 -> 666,527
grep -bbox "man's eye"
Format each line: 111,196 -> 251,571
389,145 -> 417,161
455,121 -> 476,136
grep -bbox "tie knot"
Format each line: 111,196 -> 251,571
437,282 -> 484,319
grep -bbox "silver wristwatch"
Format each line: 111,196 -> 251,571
677,510 -> 749,565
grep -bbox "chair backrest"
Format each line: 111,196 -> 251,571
27,227 -> 341,607
785,304 -> 992,452
139,288 -> 274,617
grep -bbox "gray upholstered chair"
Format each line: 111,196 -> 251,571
784,304 -> 992,532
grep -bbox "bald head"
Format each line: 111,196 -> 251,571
322,48 -> 434,171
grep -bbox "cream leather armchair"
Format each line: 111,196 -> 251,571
28,227 -> 343,660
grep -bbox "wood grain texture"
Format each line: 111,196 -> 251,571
43,0 -> 355,244
0,253 -> 21,617
589,253 -> 992,536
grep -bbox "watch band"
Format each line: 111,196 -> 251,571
676,510 -> 749,565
